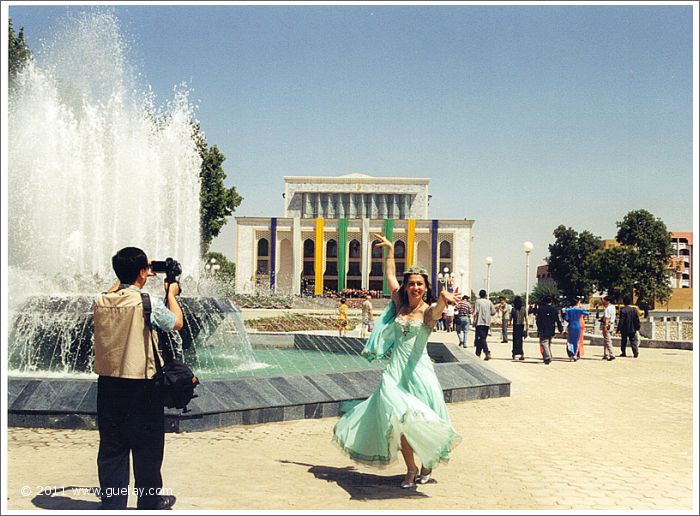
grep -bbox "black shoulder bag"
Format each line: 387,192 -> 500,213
141,293 -> 200,412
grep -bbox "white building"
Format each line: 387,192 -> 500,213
235,174 -> 474,296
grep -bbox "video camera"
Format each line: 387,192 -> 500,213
150,257 -> 183,288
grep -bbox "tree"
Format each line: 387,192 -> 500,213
589,210 -> 673,307
204,251 -> 236,277
9,18 -> 32,81
546,225 -> 601,303
193,123 -> 243,256
530,282 -> 562,306
489,289 -> 514,303
587,246 -> 638,302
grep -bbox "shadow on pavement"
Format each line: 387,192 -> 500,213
31,487 -> 101,510
279,460 -> 429,500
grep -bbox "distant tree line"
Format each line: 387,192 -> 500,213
544,209 -> 673,308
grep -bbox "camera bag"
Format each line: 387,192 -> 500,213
141,293 -> 200,412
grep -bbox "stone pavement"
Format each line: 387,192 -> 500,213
5,333 -> 697,511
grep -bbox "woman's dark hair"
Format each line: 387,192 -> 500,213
340,298 -> 347,304
512,296 -> 523,310
398,271 -> 437,307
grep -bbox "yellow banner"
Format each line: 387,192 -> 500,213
406,219 -> 416,266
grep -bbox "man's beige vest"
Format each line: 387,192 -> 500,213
93,287 -> 163,379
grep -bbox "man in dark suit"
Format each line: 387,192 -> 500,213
617,295 -> 641,358
535,295 -> 564,365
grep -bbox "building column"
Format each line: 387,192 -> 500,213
361,218 -> 370,289
315,218 -> 324,295
431,220 -> 439,296
292,217 -> 301,295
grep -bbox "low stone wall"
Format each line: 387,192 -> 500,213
586,334 -> 692,351
641,318 -> 693,341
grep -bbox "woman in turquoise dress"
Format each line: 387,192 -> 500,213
563,298 -> 589,361
333,234 -> 462,489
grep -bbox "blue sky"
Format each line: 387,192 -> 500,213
6,2 -> 697,292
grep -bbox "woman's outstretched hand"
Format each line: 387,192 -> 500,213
440,289 -> 459,304
373,233 -> 394,250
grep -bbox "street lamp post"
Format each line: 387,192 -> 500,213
485,257 -> 493,297
205,257 -> 221,275
437,267 -> 452,292
523,241 -> 533,312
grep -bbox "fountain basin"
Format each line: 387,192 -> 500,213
8,336 -> 510,432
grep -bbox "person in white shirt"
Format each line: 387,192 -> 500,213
473,290 -> 497,360
360,295 -> 374,338
443,302 -> 455,332
601,296 -> 617,361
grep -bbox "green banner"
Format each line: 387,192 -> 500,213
382,218 -> 394,296
337,219 -> 348,292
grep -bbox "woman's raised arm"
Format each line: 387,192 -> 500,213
373,233 -> 400,300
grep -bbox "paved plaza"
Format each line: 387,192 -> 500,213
5,332 -> 697,511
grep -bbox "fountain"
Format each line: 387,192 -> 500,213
7,11 -> 510,432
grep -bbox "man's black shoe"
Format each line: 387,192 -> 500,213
633,351 -> 639,358
619,353 -> 627,357
137,495 -> 176,510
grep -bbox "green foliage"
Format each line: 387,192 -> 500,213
489,289 -> 514,303
546,225 -> 601,303
587,246 -> 637,303
9,18 -> 32,81
194,123 -> 243,256
617,210 -> 673,304
530,282 -> 562,305
204,251 -> 236,277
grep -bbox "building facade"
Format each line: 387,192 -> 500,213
536,264 -> 556,287
669,231 -> 693,288
235,174 -> 474,296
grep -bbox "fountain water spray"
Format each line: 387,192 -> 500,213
7,11 -> 259,376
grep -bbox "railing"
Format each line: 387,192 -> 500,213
641,316 -> 693,341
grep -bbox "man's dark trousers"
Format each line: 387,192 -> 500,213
97,376 -> 164,509
620,332 -> 639,357
474,325 -> 490,357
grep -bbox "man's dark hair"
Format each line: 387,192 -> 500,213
622,294 -> 632,306
512,296 -> 523,310
112,247 -> 148,284
479,289 -> 487,298
604,295 -> 612,303
543,295 -> 554,304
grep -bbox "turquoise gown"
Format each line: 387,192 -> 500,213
333,303 -> 462,469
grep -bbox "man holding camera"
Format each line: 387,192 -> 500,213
93,247 -> 183,510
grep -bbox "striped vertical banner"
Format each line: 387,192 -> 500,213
431,219 -> 439,297
314,218 -> 324,295
269,217 -> 277,292
406,219 -> 416,266
382,219 -> 394,296
337,219 -> 348,292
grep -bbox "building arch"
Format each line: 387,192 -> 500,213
324,238 -> 338,290
256,237 -> 269,275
